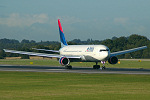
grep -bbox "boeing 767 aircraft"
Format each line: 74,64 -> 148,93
4,19 -> 147,69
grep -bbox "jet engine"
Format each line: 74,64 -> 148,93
108,56 -> 118,64
59,57 -> 70,66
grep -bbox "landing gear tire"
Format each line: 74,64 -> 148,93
102,66 -> 106,70
65,65 -> 72,69
93,65 -> 100,69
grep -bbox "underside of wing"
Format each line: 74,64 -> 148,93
110,46 -> 147,57
4,49 -> 81,59
32,48 -> 59,53
4,49 -> 61,58
62,55 -> 81,59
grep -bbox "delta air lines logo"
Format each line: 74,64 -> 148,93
86,47 -> 94,52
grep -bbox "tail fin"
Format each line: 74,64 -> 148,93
58,19 -> 68,47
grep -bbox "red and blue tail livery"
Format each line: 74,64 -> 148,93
58,19 -> 68,47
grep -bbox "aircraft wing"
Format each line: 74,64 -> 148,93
110,46 -> 147,57
32,48 -> 59,53
3,49 -> 81,59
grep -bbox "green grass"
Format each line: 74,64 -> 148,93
0,59 -> 150,69
0,59 -> 150,99
105,60 -> 150,69
0,59 -> 60,66
0,72 -> 150,100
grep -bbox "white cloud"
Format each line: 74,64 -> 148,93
56,16 -> 84,24
0,14 -> 85,27
0,13 -> 49,27
114,17 -> 129,25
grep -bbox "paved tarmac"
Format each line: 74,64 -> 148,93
0,65 -> 150,74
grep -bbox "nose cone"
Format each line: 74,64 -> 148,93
102,51 -> 109,60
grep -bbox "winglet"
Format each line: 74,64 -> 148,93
58,19 -> 68,47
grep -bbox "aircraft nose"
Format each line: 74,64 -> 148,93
104,51 -> 108,57
102,51 -> 109,60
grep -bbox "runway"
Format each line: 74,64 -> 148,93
0,65 -> 150,74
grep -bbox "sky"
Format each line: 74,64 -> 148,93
0,0 -> 150,42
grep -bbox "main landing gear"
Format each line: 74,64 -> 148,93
65,65 -> 72,69
93,61 -> 106,69
93,62 -> 100,69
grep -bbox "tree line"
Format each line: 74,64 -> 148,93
0,34 -> 149,59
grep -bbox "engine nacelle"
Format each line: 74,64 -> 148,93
59,57 -> 70,66
108,56 -> 118,64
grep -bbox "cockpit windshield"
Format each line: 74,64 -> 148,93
100,49 -> 109,52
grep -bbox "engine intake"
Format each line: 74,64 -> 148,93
59,57 -> 70,66
108,56 -> 118,64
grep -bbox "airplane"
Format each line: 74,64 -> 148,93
4,19 -> 147,69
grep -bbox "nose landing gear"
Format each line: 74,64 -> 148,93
101,61 -> 106,70
93,61 -> 106,69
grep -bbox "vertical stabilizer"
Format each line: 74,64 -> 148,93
58,19 -> 68,47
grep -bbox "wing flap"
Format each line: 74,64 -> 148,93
110,46 -> 147,57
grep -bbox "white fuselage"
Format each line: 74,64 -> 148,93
59,45 -> 110,62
